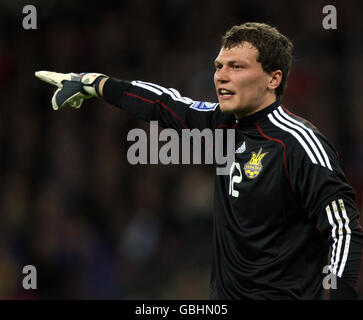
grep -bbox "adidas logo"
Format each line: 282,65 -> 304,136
235,141 -> 246,154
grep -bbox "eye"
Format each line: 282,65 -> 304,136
215,64 -> 223,70
233,65 -> 242,69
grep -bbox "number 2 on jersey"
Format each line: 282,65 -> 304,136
229,162 -> 242,197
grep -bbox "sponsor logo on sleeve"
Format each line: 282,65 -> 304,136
189,101 -> 218,111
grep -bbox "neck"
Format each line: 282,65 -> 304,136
235,94 -> 277,119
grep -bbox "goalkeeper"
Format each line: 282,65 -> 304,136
36,22 -> 363,300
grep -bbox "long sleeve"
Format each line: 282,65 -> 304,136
287,130 -> 363,299
102,77 -> 235,131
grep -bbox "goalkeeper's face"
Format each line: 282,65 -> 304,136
214,42 -> 280,119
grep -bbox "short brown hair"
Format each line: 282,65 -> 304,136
222,22 -> 293,99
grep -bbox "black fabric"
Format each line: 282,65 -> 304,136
102,78 -> 363,300
93,75 -> 107,96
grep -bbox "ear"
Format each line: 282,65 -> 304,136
267,70 -> 282,91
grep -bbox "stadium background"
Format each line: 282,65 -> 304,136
0,0 -> 362,299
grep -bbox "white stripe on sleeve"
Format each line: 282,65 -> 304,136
331,201 -> 344,275
268,113 -> 318,164
133,81 -> 194,104
326,204 -> 338,273
277,107 -> 332,171
337,199 -> 351,277
276,108 -> 326,168
131,81 -> 163,95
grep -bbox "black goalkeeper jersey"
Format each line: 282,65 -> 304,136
102,77 -> 363,300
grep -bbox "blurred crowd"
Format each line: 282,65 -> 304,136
0,0 -> 362,299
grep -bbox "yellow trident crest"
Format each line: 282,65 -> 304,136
243,148 -> 268,179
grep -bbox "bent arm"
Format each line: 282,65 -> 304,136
289,136 -> 363,299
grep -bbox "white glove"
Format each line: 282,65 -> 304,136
35,71 -> 106,110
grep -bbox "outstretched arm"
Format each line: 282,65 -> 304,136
35,71 -> 229,132
98,77 -> 108,96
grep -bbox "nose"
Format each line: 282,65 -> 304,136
214,66 -> 229,83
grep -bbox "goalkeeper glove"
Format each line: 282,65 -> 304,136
35,71 -> 106,110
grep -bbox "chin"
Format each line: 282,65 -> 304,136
219,103 -> 237,114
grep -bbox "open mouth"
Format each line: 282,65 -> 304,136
218,88 -> 235,97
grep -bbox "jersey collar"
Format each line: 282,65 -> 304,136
235,100 -> 281,127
